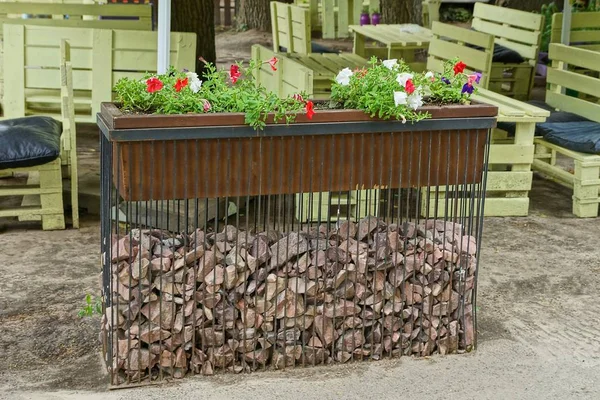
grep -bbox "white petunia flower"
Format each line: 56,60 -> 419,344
394,91 -> 408,107
382,59 -> 398,70
424,71 -> 435,81
186,71 -> 203,93
396,72 -> 413,87
407,91 -> 424,110
335,67 -> 354,86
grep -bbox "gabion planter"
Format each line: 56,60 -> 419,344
98,102 -> 497,385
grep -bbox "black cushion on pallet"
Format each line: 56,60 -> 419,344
542,121 -> 600,154
0,116 -> 63,169
492,43 -> 525,64
497,100 -> 591,136
278,42 -> 338,54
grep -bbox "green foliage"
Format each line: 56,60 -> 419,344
440,6 -> 471,23
114,59 -> 309,130
78,294 -> 102,318
330,57 -> 479,123
540,1 -> 600,53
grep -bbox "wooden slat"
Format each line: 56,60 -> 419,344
432,21 -> 493,49
424,197 -> 530,217
428,39 -> 491,75
3,23 -> 25,118
549,43 -> 600,73
0,3 -> 151,18
472,19 -> 540,47
551,12 -> 600,44
473,3 -> 543,31
489,144 -> 535,164
547,68 -> 600,99
0,206 -> 63,217
546,91 -> 600,124
434,171 -> 533,192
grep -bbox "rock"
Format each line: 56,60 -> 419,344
204,265 -> 225,286
337,330 -> 365,352
308,336 -> 323,348
288,277 -> 318,296
126,349 -> 155,371
323,300 -> 361,318
357,216 -> 379,240
173,246 -> 205,270
314,315 -> 336,346
138,323 -> 171,343
112,236 -> 135,263
199,327 -> 225,346
141,300 -> 175,330
273,290 -> 305,319
337,220 -> 357,240
264,274 -> 286,300
270,232 -> 309,268
224,265 -> 238,289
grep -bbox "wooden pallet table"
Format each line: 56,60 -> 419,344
349,23 -> 432,70
294,0 -> 379,39
421,88 -> 550,217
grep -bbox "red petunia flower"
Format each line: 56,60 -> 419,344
453,61 -> 466,75
305,100 -> 315,120
230,64 -> 241,84
146,77 -> 163,93
174,77 -> 189,92
405,79 -> 415,95
268,57 -> 278,71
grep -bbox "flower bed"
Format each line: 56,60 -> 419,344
104,217 -> 478,383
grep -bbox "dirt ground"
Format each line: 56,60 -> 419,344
1,29 -> 600,400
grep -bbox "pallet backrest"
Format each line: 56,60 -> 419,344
427,21 -> 494,88
472,2 -> 543,66
546,43 -> 600,123
551,12 -> 600,52
0,2 -> 152,32
271,1 -> 311,54
3,24 -> 197,121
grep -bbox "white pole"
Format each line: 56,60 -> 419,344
157,0 -> 171,74
561,0 -> 572,45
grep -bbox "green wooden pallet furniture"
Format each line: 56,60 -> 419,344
294,0 -> 380,39
472,2 -> 544,101
532,44 -> 600,218
551,11 -> 600,51
420,88 -> 550,217
0,39 -> 78,230
427,21 -> 494,88
295,190 -> 380,222
422,0 -> 440,29
349,23 -> 433,71
2,24 -> 196,122
261,1 -> 367,100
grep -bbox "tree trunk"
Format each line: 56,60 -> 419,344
241,0 -> 271,31
170,0 -> 216,73
380,0 -> 421,24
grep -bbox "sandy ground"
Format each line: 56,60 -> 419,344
1,29 -> 600,400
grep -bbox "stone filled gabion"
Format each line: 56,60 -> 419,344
102,216 -> 478,383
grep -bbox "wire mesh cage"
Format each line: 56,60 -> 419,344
99,105 -> 495,385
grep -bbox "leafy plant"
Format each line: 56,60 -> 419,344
440,6 -> 472,23
362,5 -> 369,14
114,57 -> 310,130
78,294 -> 102,318
331,57 -> 480,123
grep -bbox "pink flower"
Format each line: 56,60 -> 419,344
203,100 -> 211,112
146,77 -> 163,93
468,72 -> 482,85
293,94 -> 304,103
229,64 -> 241,84
268,57 -> 278,71
174,77 -> 188,92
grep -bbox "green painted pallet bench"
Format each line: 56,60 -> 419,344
259,2 -> 367,100
2,24 -> 196,122
472,2 -> 544,101
294,0 -> 379,39
532,44 -> 600,218
427,21 -> 494,88
295,190 -> 380,222
0,39 -> 78,230
420,88 -> 550,217
551,11 -> 600,52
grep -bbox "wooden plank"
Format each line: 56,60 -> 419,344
472,19 -> 540,47
423,197 -> 529,217
488,144 -> 535,165
3,23 -> 25,118
432,21 -> 494,49
545,91 -> 600,124
549,43 -> 600,73
322,0 -> 335,39
494,38 -> 537,61
0,18 -> 150,30
0,206 -> 63,218
428,39 -> 491,76
547,68 -> 600,99
434,171 -> 533,192
92,29 -> 112,119
0,3 -> 151,18
473,3 -> 543,31
534,138 -> 600,163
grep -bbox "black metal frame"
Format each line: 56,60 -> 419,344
100,113 -> 494,386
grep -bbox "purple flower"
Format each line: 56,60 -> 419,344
441,77 -> 451,85
474,72 -> 482,84
461,83 -> 474,94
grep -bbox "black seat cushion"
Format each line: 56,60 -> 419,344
497,100 -> 591,136
279,42 -> 338,54
542,121 -> 600,154
0,116 -> 63,169
492,43 -> 525,64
